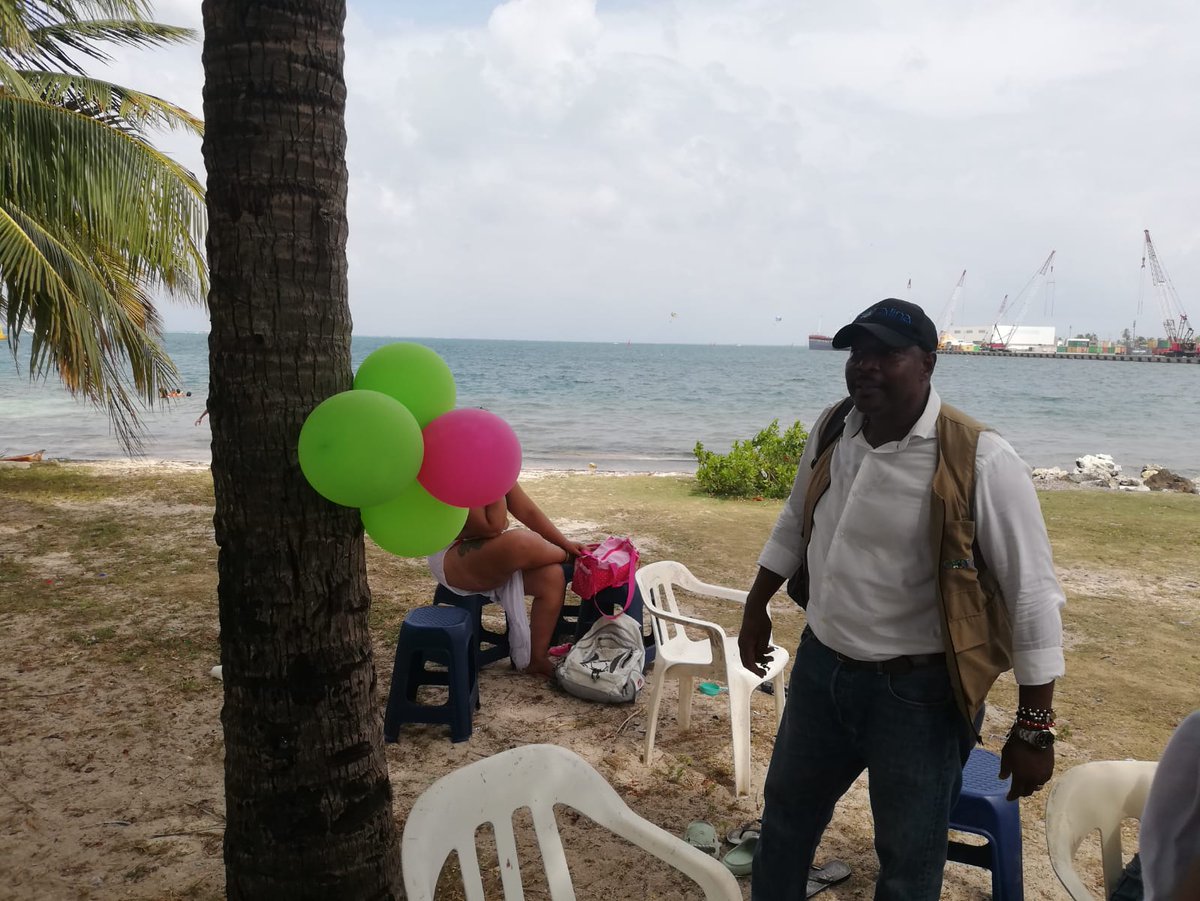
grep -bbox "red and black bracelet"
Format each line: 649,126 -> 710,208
1014,705 -> 1056,730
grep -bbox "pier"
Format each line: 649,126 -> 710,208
938,350 -> 1199,364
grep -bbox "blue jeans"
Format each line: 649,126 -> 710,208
752,631 -> 976,901
1109,853 -> 1144,901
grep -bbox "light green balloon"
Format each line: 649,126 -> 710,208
361,481 -> 468,558
298,389 -> 423,508
353,342 -> 456,429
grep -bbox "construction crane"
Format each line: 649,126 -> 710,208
985,251 -> 1056,351
935,270 -> 967,348
1141,229 -> 1196,357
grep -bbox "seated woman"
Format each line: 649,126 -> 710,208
427,482 -> 587,677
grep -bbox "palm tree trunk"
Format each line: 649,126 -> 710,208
201,1 -> 402,897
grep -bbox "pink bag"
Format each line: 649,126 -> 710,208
572,536 -> 639,618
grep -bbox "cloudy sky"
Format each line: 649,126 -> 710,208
111,0 -> 1200,345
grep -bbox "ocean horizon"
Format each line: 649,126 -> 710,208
2,333 -> 1198,477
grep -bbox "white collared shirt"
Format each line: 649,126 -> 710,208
759,386 -> 1065,686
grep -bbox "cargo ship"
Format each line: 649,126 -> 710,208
808,333 -> 836,350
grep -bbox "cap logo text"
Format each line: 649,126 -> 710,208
864,306 -> 912,325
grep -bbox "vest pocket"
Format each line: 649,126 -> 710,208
945,605 -> 991,652
940,519 -> 991,653
939,521 -> 1012,716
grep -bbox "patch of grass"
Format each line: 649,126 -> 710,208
0,463 -> 124,502
1039,489 -> 1200,571
65,625 -> 118,647
0,462 -> 213,505
79,519 -> 126,547
1054,592 -> 1199,759
0,554 -> 35,586
176,676 -> 208,695
111,631 -> 219,675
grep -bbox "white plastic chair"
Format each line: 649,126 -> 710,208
1045,759 -> 1158,900
636,560 -> 788,797
400,743 -> 742,901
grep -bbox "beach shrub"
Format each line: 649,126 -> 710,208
693,419 -> 809,499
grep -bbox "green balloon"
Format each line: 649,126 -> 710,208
353,342 -> 456,429
361,481 -> 468,557
298,389 -> 423,508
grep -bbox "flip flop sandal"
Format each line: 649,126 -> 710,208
683,821 -> 720,857
721,834 -> 757,877
725,818 -> 762,845
806,859 -> 851,897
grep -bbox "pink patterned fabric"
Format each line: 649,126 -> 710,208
572,536 -> 639,617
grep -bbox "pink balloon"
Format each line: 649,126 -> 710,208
418,408 -> 522,508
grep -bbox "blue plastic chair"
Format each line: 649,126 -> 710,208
384,605 -> 479,744
947,747 -> 1024,901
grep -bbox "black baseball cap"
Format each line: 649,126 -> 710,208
831,299 -> 938,352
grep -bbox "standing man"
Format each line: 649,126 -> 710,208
739,299 -> 1065,900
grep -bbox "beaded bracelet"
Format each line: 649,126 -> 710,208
1017,706 -> 1055,723
1016,718 -> 1056,730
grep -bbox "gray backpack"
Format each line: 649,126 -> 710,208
556,613 -> 646,703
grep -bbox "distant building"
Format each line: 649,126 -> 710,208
1063,337 -> 1091,353
940,324 -> 1057,353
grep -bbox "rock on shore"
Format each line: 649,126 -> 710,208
1031,454 -> 1198,494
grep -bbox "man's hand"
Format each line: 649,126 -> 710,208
737,567 -> 787,676
738,603 -> 775,677
998,737 -> 1055,801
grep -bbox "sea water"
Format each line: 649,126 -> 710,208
1,333 -> 1197,477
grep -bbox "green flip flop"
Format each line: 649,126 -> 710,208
683,821 -> 720,857
722,834 -> 757,877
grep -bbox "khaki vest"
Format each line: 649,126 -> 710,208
801,402 -> 1013,729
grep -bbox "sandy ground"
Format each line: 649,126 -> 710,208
0,464 -> 1157,900
2,615 -> 1050,900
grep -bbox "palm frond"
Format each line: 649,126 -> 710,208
0,54 -> 40,99
0,199 -> 180,451
0,0 -> 205,452
19,69 -> 203,133
57,1 -> 157,21
0,95 -> 207,297
28,18 -> 194,70
0,1 -> 35,57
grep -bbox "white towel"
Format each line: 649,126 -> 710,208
427,546 -> 530,670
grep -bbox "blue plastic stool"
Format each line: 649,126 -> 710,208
383,606 -> 478,744
432,584 -> 512,668
431,561 -> 583,667
432,586 -> 584,663
947,747 -> 1024,901
429,561 -> 654,667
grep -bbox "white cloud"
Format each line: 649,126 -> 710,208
486,0 -> 600,70
97,0 -> 1200,342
